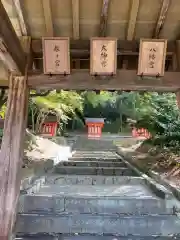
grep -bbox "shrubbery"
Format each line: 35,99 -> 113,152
135,93 -> 180,153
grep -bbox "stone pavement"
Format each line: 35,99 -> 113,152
15,138 -> 180,239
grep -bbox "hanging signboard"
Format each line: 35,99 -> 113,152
90,37 -> 117,75
42,37 -> 70,75
137,39 -> 167,77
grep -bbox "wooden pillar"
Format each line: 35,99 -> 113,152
174,40 -> 180,108
176,91 -> 180,109
0,74 -> 29,239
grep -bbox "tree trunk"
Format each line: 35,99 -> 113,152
0,75 -> 28,238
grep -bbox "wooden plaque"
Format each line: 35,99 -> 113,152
42,37 -> 70,75
90,37 -> 117,75
137,39 -> 167,77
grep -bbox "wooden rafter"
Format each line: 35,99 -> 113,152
72,0 -> 80,39
99,0 -> 110,37
0,1 -> 26,74
42,0 -> 54,36
127,0 -> 140,40
153,0 -> 171,38
28,69 -> 180,92
72,0 -> 80,68
12,0 -> 28,36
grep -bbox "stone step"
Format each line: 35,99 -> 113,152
74,148 -> 117,151
57,161 -> 126,168
16,214 -> 180,236
72,151 -> 119,156
31,184 -> 155,198
54,166 -> 135,176
69,157 -> 121,162
19,195 -> 171,215
46,175 -> 145,185
15,234 -> 175,240
71,152 -> 121,160
73,140 -> 114,144
72,155 -> 118,158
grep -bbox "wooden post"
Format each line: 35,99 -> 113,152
176,91 -> 180,109
0,74 -> 29,239
175,40 -> 180,109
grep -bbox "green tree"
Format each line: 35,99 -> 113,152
29,90 -> 83,133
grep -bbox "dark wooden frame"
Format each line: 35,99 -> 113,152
0,1 -> 26,74
137,38 -> 167,77
42,37 -> 70,75
90,37 -> 117,75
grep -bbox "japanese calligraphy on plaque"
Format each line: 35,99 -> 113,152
42,37 -> 70,74
137,39 -> 167,77
90,38 -> 117,75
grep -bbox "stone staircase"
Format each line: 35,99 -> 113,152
15,138 -> 180,239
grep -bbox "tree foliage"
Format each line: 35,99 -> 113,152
29,90 -> 83,133
1,87 -> 179,152
135,93 -> 180,152
79,91 -> 180,152
82,91 -> 138,121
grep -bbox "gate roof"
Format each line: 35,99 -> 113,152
3,0 -> 178,39
0,0 -> 180,91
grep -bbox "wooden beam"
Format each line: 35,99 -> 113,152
42,0 -> 54,36
28,69 -> 180,92
72,0 -> 80,39
153,0 -> 171,38
0,75 -> 29,239
12,1 -> 34,70
99,0 -> 110,37
32,39 -> 175,56
0,1 -> 26,74
13,0 -> 28,36
0,38 -> 20,73
127,0 -> 140,40
20,36 -> 33,70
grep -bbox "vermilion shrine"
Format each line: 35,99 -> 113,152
85,118 -> 104,138
40,115 -> 58,137
41,121 -> 57,137
0,0 -> 180,238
